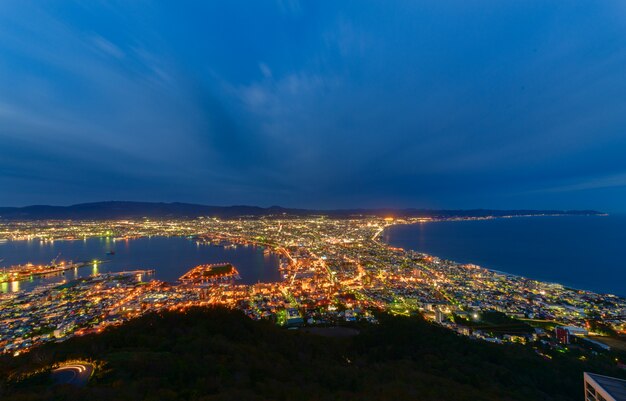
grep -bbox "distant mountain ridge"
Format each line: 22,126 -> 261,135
0,201 -> 604,220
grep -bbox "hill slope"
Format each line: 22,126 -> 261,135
1,308 -> 624,400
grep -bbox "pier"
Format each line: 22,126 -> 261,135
0,261 -> 95,284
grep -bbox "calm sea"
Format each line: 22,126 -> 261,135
383,215 -> 626,297
0,236 -> 281,293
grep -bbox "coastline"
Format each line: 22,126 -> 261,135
380,215 -> 623,298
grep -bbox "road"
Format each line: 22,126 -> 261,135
51,363 -> 93,387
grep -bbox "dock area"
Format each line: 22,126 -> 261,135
0,261 -> 93,284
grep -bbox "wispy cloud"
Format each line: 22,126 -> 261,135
1,1 -> 626,210
276,0 -> 302,16
533,173 -> 626,194
91,35 -> 124,59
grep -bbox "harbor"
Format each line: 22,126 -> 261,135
0,260 -> 96,284
0,236 -> 281,292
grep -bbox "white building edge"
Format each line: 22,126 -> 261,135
584,372 -> 626,401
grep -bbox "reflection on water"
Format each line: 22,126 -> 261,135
0,236 -> 281,293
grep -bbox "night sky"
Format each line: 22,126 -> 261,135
2,1 -> 626,212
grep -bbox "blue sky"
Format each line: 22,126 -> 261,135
1,1 -> 626,211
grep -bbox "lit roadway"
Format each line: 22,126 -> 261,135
51,363 -> 93,387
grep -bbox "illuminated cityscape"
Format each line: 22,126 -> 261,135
2,1 -> 626,397
1,216 -> 624,357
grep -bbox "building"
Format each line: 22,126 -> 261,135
285,308 -> 304,327
584,372 -> 626,401
555,326 -> 569,344
582,337 -> 612,352
563,325 -> 588,336
556,325 -> 588,344
435,308 -> 445,323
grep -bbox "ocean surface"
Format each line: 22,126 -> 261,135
383,215 -> 626,297
0,236 -> 281,293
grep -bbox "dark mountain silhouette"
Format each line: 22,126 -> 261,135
1,308 -> 624,400
0,201 -> 604,220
